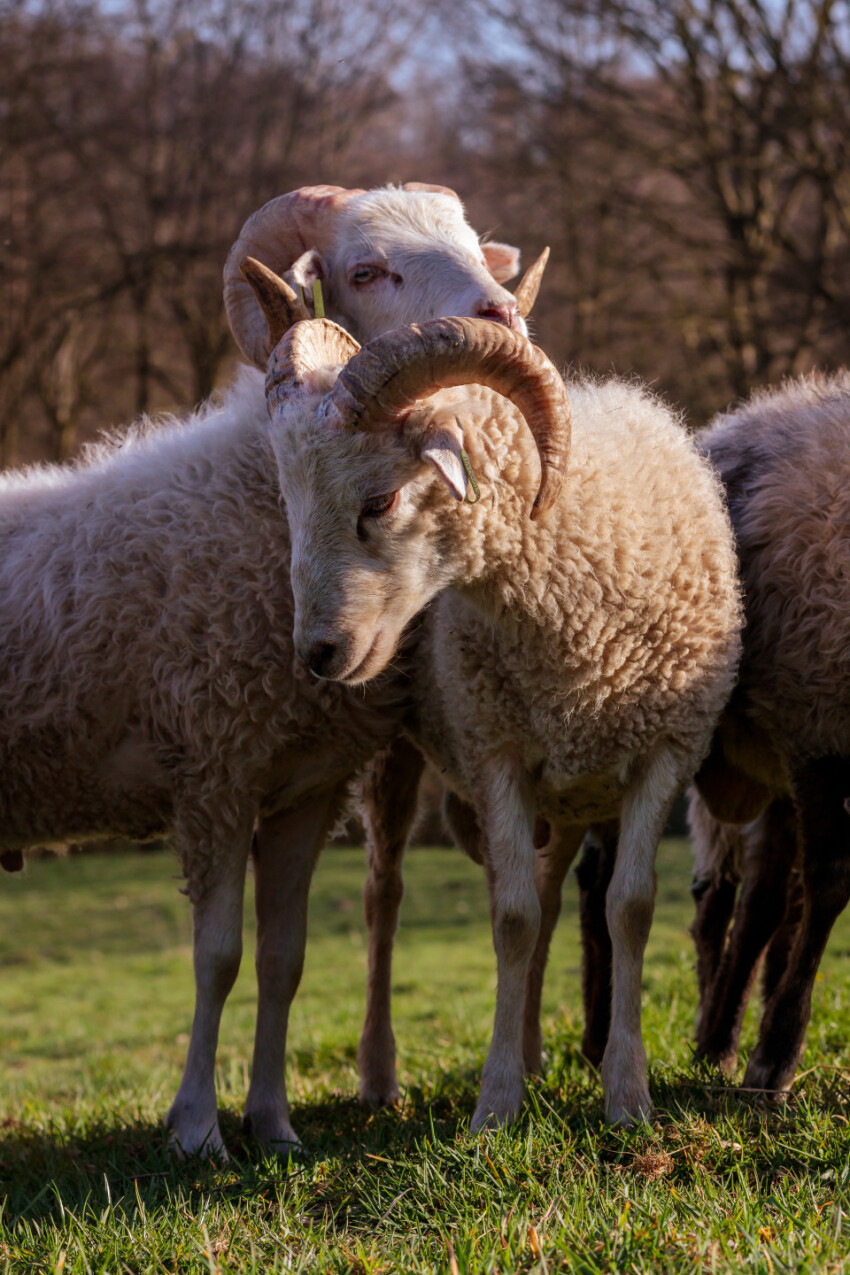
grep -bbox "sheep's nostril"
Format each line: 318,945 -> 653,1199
477,302 -> 520,330
304,641 -> 338,677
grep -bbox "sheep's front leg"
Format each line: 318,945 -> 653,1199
243,788 -> 344,1150
166,818 -> 254,1159
602,749 -> 682,1125
357,737 -> 425,1106
472,757 -> 539,1132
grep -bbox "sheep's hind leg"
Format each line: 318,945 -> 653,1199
602,748 -> 684,1126
357,737 -> 425,1106
744,756 -> 850,1095
575,820 -> 618,1067
761,864 -> 804,1006
691,872 -> 738,1038
471,756 -> 539,1132
166,815 -> 254,1159
522,822 -> 586,1073
242,788 -> 346,1151
694,798 -> 796,1071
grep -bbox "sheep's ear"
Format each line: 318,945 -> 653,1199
287,249 -> 325,302
481,240 -> 521,283
420,426 -> 468,502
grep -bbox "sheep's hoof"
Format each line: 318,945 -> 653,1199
165,1112 -> 229,1162
716,1048 -> 739,1076
358,1074 -> 400,1107
742,1054 -> 795,1100
470,1074 -> 525,1133
357,1036 -> 399,1106
604,1081 -> 652,1127
242,1110 -> 302,1154
693,1043 -> 739,1075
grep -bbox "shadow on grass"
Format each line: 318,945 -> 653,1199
0,1080 -> 478,1225
1,1059 -> 847,1225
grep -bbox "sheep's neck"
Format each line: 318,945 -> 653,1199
445,479 -> 577,628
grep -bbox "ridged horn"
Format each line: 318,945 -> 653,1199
514,247 -> 550,317
324,317 -> 570,520
224,185 -> 364,368
239,257 -> 309,361
266,318 -> 361,398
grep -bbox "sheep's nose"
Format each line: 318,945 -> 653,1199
476,301 -> 521,330
302,640 -> 338,678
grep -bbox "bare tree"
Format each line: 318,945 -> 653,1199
453,0 -> 850,414
0,0 -> 415,458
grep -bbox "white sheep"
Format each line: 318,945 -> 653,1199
242,287 -> 742,1129
223,181 -> 548,359
687,371 -> 850,1093
0,184 -> 547,1158
0,370 -> 413,1157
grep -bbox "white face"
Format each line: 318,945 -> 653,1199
269,384 -> 470,684
288,190 -> 527,343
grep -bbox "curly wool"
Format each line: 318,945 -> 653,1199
0,367 -> 405,900
700,371 -> 850,766
405,375 -> 742,816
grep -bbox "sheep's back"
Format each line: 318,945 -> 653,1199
701,372 -> 850,758
0,384 -> 406,860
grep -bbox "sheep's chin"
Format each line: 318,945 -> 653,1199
338,629 -> 393,685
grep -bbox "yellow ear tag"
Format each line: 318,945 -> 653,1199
312,279 -> 325,319
460,448 -> 481,504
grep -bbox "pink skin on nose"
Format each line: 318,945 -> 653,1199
476,301 -> 522,331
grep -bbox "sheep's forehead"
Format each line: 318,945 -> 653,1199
280,410 -> 408,500
277,382 -> 521,513
337,190 -> 483,265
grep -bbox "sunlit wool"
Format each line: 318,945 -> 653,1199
689,372 -> 850,1091
262,316 -> 742,1133
0,182 -> 537,1161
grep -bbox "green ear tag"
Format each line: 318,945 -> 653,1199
460,448 -> 481,504
312,279 -> 325,319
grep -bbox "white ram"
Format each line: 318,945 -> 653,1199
0,183 -> 546,1158
242,285 -> 742,1128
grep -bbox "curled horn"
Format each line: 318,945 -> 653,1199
240,256 -> 360,392
514,247 -> 550,317
324,317 -> 571,520
402,181 -> 462,201
224,184 -> 364,368
266,320 -> 361,399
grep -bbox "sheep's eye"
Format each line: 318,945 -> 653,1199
351,265 -> 385,286
361,491 -> 399,519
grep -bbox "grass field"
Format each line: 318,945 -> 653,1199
0,840 -> 848,1273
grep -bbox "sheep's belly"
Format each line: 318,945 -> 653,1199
535,769 -> 627,825
0,730 -> 173,850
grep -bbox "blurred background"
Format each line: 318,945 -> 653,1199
4,0 -> 850,467
2,0 -> 849,840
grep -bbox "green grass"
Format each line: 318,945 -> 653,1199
0,840 -> 848,1273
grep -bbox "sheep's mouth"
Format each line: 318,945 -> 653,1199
340,630 -> 386,685
478,306 -> 523,332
